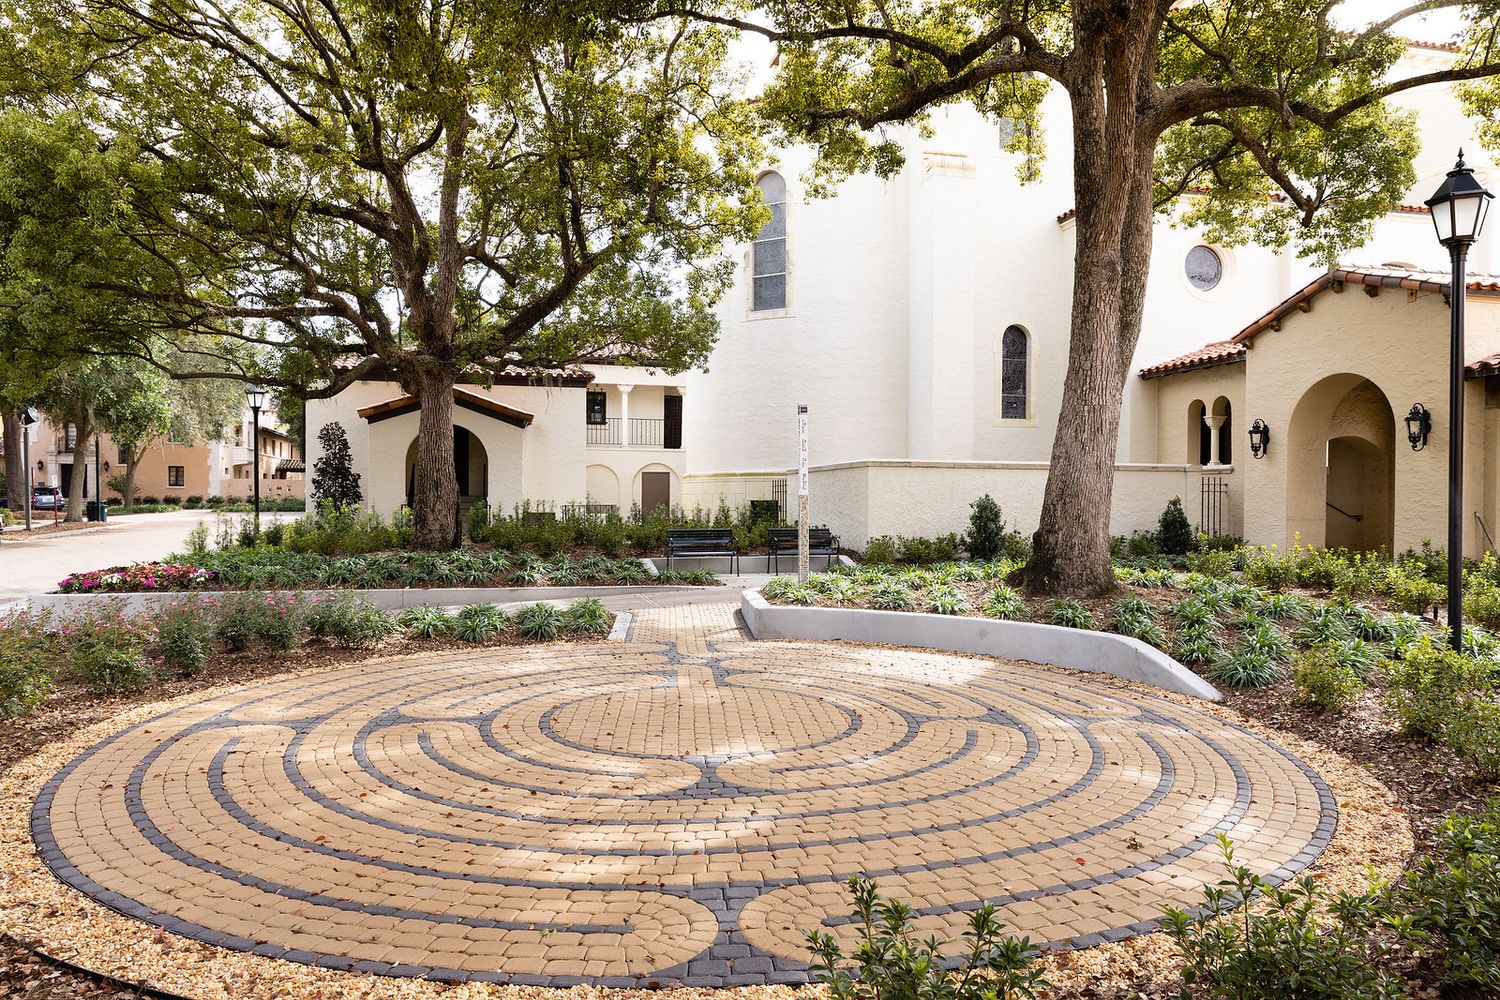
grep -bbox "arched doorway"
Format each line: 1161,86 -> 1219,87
1286,374 -> 1395,551
405,427 -> 489,508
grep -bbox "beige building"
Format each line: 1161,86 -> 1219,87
1142,266 -> 1500,556
4,408 -> 304,506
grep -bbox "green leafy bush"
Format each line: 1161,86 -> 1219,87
1113,597 -> 1167,648
398,605 -> 452,640
75,644 -> 156,693
1155,497 -> 1197,556
153,599 -> 215,676
452,603 -> 511,642
863,535 -> 899,564
806,877 -> 1048,1000
1243,546 -> 1297,591
1162,836 -> 1405,1000
1186,547 -> 1234,578
1373,799 -> 1500,992
869,581 -> 915,611
1211,643 -> 1283,688
563,597 -> 612,636
1047,599 -> 1095,630
962,494 -> 1027,561
252,594 -> 307,652
305,595 -> 394,647
1446,699 -> 1500,781
515,602 -> 564,640
0,613 -> 56,717
1172,596 -> 1218,631
1386,573 -> 1446,617
1384,637 -> 1495,741
1291,645 -> 1363,711
1175,627 -> 1224,666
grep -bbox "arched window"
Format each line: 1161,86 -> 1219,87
752,172 -> 787,311
1000,326 -> 1029,420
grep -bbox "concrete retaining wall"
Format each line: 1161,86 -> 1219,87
740,590 -> 1221,701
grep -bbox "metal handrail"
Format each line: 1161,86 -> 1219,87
1326,502 -> 1363,522
586,418 -> 622,446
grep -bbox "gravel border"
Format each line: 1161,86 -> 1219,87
0,643 -> 1411,1000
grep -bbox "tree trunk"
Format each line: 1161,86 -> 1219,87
3,409 -> 26,515
1024,27 -> 1156,596
65,402 -> 93,523
123,449 -> 139,509
410,368 -> 460,550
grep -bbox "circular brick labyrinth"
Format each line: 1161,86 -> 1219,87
33,640 -> 1335,988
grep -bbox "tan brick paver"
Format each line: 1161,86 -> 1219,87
32,604 -> 1335,988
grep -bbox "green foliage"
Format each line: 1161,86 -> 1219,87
1185,547 -> 1235,579
863,535 -> 899,564
1387,573 -> 1446,617
0,612 -> 56,717
311,423 -> 363,511
1373,799 -> 1500,992
805,877 -> 1048,1000
982,585 -> 1027,621
925,584 -> 968,616
1047,599 -> 1095,630
1446,701 -> 1500,782
398,605 -> 452,640
153,599 -> 214,676
451,603 -> 511,643
1112,597 -> 1167,648
963,495 -> 1026,561
1162,836 -> 1406,1000
515,603 -> 565,641
869,581 -> 916,611
1291,645 -> 1363,712
62,610 -> 155,693
304,596 -> 394,647
1384,637 -> 1495,741
563,598 -> 612,636
1155,498 -> 1198,556
1175,627 -> 1225,667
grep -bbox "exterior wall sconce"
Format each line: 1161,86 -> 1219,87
36,460 -> 44,471
1405,404 -> 1432,451
1247,419 -> 1270,459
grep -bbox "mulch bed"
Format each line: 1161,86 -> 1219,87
0,522 -> 111,541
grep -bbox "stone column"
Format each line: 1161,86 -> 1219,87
1204,414 -> 1226,468
618,385 -> 633,447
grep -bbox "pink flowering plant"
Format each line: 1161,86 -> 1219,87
58,562 -> 216,594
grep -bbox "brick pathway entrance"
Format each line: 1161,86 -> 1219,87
34,603 -> 1334,987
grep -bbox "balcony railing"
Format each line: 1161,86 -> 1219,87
54,434 -> 77,454
586,418 -> 621,446
630,418 -> 663,447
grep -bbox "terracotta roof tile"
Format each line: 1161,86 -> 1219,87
1138,341 -> 1246,379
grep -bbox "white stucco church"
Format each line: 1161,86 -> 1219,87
308,41 -> 1500,555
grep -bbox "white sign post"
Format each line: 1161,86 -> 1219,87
797,405 -> 810,582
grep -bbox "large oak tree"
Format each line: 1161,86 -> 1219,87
15,0 -> 765,547
660,0 -> 1500,593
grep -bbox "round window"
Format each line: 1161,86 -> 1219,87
1185,246 -> 1223,291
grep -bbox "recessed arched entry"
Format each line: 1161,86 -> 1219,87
405,426 -> 490,507
1286,374 -> 1395,551
585,464 -> 621,510
1211,396 -> 1232,465
634,463 -> 676,516
1188,399 -> 1207,465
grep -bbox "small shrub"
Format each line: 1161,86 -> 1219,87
75,645 -> 155,693
924,584 -> 968,616
1172,597 -> 1217,631
306,596 -> 393,647
563,597 -> 612,636
869,581 -> 915,611
1210,647 -> 1282,688
1384,637 -> 1495,740
963,494 -> 1026,561
1373,799 -> 1500,992
515,602 -> 564,640
153,600 -> 215,676
1155,497 -> 1197,556
1162,836 -> 1406,1000
398,605 -> 452,639
1292,645 -> 1364,711
1387,573 -> 1446,617
1446,699 -> 1500,781
1185,547 -> 1234,578
452,603 -> 511,642
983,585 -> 1027,620
1112,597 -> 1167,648
1047,599 -> 1095,630
0,613 -> 56,717
809,573 -> 858,602
311,422 -> 364,510
806,877 -> 1048,1000
1175,628 -> 1224,666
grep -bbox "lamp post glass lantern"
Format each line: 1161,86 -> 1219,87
1405,404 -> 1432,452
1247,419 -> 1270,460
1425,151 -> 1494,650
245,385 -> 266,535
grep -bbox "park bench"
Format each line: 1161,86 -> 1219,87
666,528 -> 739,573
769,527 -> 839,573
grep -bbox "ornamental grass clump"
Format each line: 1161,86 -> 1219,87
1112,597 -> 1166,648
398,605 -> 452,640
452,603 -> 511,642
1047,599 -> 1095,630
515,602 -> 565,640
983,585 -> 1027,620
806,876 -> 1048,1000
869,581 -> 915,611
563,597 -> 612,636
926,584 -> 969,616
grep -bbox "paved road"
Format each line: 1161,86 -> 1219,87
0,509 -> 296,603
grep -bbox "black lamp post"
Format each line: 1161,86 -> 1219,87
1426,151 -> 1493,650
19,408 -> 36,531
245,385 -> 267,536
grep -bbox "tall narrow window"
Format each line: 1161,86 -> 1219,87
586,390 -> 607,425
752,172 -> 787,311
1000,326 -> 1029,420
